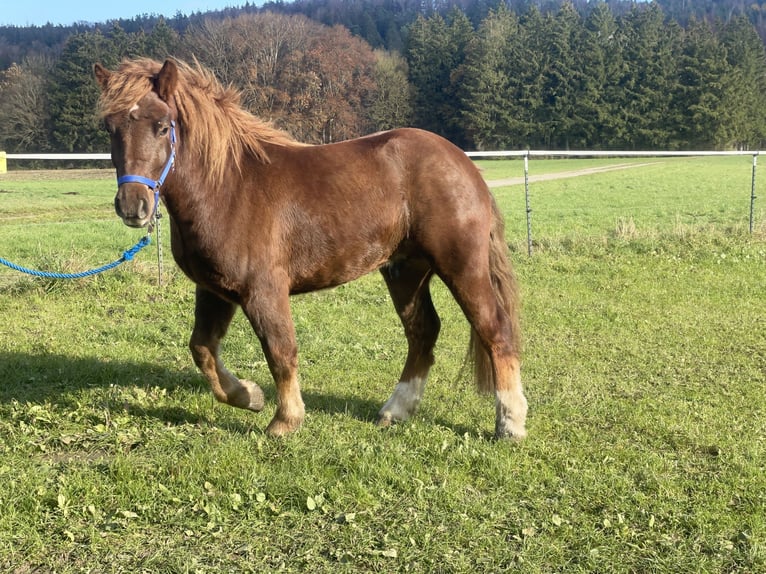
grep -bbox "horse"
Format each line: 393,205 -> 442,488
93,57 -> 528,440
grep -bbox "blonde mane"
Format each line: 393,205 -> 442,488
97,58 -> 301,183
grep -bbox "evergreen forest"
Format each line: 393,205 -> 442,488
2,0 -> 766,153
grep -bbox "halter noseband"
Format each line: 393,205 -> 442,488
117,120 -> 177,221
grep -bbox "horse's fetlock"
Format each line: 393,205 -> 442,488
266,414 -> 303,437
495,418 -> 527,441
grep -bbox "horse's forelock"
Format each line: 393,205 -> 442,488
96,59 -> 162,118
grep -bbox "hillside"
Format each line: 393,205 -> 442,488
3,0 -> 766,68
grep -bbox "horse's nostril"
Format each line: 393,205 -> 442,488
138,198 -> 149,219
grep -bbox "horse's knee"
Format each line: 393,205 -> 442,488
189,340 -> 213,371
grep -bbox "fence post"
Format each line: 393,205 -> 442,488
524,151 -> 533,256
750,152 -> 758,234
0,151 -> 6,174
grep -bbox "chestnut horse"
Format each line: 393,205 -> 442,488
94,58 -> 527,439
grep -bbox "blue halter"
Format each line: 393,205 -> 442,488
117,120 -> 177,220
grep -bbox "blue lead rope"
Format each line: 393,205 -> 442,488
2,122 -> 175,281
0,234 -> 151,279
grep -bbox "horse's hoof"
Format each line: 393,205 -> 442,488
376,413 -> 394,428
242,380 -> 265,411
265,415 -> 302,437
232,380 -> 265,412
495,419 -> 527,441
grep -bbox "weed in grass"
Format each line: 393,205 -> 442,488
614,215 -> 637,239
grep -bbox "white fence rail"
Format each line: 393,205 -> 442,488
6,153 -> 111,160
3,150 -> 761,255
465,150 -> 760,158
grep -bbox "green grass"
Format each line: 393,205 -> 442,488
0,161 -> 765,572
477,155 -> 764,247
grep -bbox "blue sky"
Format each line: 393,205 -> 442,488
1,0 -> 249,27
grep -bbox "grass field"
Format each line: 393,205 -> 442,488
1,158 -> 765,572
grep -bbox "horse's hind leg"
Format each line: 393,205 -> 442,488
432,233 -> 526,440
444,271 -> 526,440
377,258 -> 440,427
189,287 -> 265,412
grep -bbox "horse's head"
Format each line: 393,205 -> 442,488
94,59 -> 179,228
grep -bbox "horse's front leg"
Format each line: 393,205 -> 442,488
242,282 -> 304,437
189,287 -> 265,412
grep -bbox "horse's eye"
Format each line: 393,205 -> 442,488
158,125 -> 169,137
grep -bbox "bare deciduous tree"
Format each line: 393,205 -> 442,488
0,55 -> 51,152
182,12 -> 378,143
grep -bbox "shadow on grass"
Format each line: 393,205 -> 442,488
0,351 -> 387,432
0,350 -> 197,402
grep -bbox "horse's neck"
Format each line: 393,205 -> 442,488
163,171 -> 224,235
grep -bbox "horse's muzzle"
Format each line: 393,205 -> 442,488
115,183 -> 154,228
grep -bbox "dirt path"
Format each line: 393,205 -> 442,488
485,162 -> 659,188
0,168 -> 113,182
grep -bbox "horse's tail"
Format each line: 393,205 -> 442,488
469,196 -> 522,394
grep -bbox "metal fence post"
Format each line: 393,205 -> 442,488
524,151 -> 533,256
751,152 -> 758,234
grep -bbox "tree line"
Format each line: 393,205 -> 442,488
2,0 -> 766,155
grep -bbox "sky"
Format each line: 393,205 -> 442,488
1,0 -> 250,27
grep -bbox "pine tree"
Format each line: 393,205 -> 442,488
675,18 -> 730,149
541,1 -> 583,149
517,6 -> 551,148
720,15 -> 766,149
406,9 -> 474,146
578,1 -> 622,149
616,4 -> 682,149
145,18 -> 181,60
460,4 -> 524,149
47,30 -> 114,153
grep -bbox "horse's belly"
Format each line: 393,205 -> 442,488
289,242 -> 392,293
285,199 -> 406,293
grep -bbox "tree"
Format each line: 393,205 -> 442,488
286,24 -> 378,142
182,13 -> 313,114
0,56 -> 51,152
460,4 -> 525,149
616,4 -> 682,149
406,9 -> 474,146
369,49 -> 413,131
47,30 -> 114,153
674,18 -> 730,148
185,13 -> 378,143
577,1 -> 623,148
144,18 -> 181,59
516,6 -> 551,148
719,15 -> 766,148
540,1 -> 584,149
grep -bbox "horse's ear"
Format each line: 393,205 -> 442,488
93,63 -> 111,90
156,59 -> 179,102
